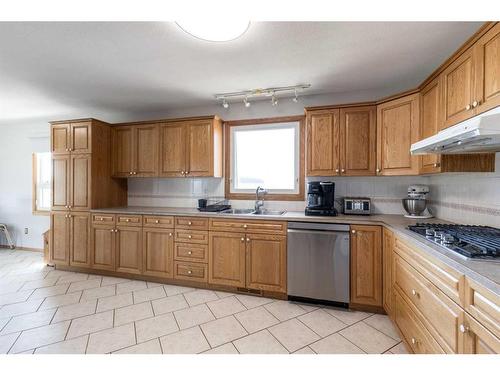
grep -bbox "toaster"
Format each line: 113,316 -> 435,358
343,197 -> 371,215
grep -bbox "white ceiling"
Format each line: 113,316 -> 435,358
0,21 -> 483,124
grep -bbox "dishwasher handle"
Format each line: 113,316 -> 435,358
287,228 -> 350,235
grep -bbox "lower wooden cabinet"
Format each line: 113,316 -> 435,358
462,313 -> 500,354
142,228 -> 174,278
91,224 -> 115,271
382,227 -> 394,316
51,211 -> 90,267
115,226 -> 142,274
350,225 -> 382,307
209,231 -> 287,292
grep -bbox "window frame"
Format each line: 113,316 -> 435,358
32,152 -> 51,216
224,116 -> 305,201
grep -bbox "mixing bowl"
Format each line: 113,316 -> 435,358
402,198 -> 427,216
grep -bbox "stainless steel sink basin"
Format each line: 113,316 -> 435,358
252,209 -> 286,216
221,208 -> 256,215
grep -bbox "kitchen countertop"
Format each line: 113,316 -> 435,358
92,206 -> 500,294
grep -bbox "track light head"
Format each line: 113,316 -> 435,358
271,94 -> 278,106
244,97 -> 251,108
222,99 -> 229,109
292,89 -> 299,103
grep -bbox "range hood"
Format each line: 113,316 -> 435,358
411,106 -> 500,154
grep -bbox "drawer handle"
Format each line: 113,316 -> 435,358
155,220 -> 159,224
411,289 -> 420,298
411,337 -> 418,345
188,251 -> 192,255
187,270 -> 192,274
188,235 -> 192,239
459,324 -> 470,334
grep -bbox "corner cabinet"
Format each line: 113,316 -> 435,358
376,93 -> 420,176
305,105 -> 376,176
350,225 -> 383,308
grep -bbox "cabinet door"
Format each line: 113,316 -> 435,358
143,228 -> 174,278
474,23 -> 500,114
382,228 -> 394,317
116,226 -> 142,274
339,106 -> 376,176
246,234 -> 286,293
208,231 -> 246,288
112,126 -> 135,177
377,93 -> 420,176
462,314 -> 500,354
51,154 -> 70,211
441,48 -> 476,128
159,122 -> 186,177
70,154 -> 91,211
50,212 -> 70,265
70,122 -> 91,154
350,225 -> 382,307
186,120 -> 212,177
306,110 -> 340,176
70,212 -> 90,267
135,124 -> 159,177
420,79 -> 442,174
51,123 -> 70,155
91,224 -> 115,271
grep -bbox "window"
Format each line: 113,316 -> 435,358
225,116 -> 304,200
32,152 -> 51,215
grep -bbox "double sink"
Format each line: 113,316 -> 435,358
220,208 -> 286,216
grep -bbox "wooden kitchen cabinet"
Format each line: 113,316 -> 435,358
70,154 -> 91,211
461,313 -> 500,354
474,22 -> 500,114
51,154 -> 70,211
115,226 -> 142,274
419,78 -> 442,174
246,233 -> 287,293
382,228 -> 394,317
208,231 -> 246,288
159,117 -> 223,178
69,212 -> 91,267
441,48 -> 476,128
51,123 -> 70,155
51,121 -> 91,154
143,228 -> 174,278
112,124 -> 158,177
91,224 -> 115,271
306,109 -> 340,176
339,106 -> 377,176
350,225 -> 383,308
377,93 -> 420,175
50,212 -> 70,265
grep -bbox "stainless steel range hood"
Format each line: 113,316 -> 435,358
411,106 -> 500,154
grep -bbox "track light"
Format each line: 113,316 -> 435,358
244,97 -> 251,108
271,94 -> 278,106
222,99 -> 229,109
292,89 -> 299,103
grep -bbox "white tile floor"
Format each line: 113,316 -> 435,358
0,249 -> 408,354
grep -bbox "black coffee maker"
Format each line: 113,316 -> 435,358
305,181 -> 338,216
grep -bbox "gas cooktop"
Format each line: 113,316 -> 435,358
407,223 -> 500,261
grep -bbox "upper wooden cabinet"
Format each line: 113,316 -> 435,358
420,78 -> 442,174
377,93 -> 420,176
306,105 -> 376,176
112,124 -> 159,177
474,22 -> 500,114
159,118 -> 223,178
51,121 -> 91,155
350,225 -> 382,308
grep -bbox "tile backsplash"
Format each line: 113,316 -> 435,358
128,153 -> 500,228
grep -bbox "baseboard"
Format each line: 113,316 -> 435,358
0,245 -> 43,253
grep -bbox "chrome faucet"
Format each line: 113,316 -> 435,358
254,186 -> 267,214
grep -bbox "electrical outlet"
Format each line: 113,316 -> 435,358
24,228 -> 28,235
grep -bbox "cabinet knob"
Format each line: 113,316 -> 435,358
246,238 -> 250,242
69,148 -> 72,151
411,289 -> 419,298
459,324 -> 470,334
69,205 -> 72,208
188,221 -> 192,225
466,104 -> 471,110
411,337 -> 418,345
65,205 -> 68,208
241,237 -> 245,242
351,230 -> 356,234
335,169 -> 339,173
65,148 -> 69,152
341,168 -> 345,173
129,172 -> 133,175
185,171 -> 189,175
181,171 -> 185,175
472,100 -> 479,108
376,168 -> 380,173
110,229 -> 114,232
188,235 -> 192,239
187,270 -> 192,274
125,219 -> 130,222
169,233 -> 172,236
188,251 -> 192,255
243,224 -> 248,229
155,220 -> 159,224
100,218 -> 104,221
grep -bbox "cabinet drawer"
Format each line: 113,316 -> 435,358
394,254 -> 462,353
394,236 -> 464,306
464,278 -> 500,338
174,261 -> 208,282
175,229 -> 209,244
116,214 -> 142,227
143,215 -> 174,228
209,218 -> 287,235
175,217 -> 208,230
394,291 -> 445,354
174,243 -> 208,263
92,213 -> 115,225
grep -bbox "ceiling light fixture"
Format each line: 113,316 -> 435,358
215,84 -> 310,108
176,20 -> 250,42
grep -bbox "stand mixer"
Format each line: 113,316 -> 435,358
402,185 -> 433,219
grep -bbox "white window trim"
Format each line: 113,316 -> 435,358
32,152 -> 51,215
229,121 -> 300,195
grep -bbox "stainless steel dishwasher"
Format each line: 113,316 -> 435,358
287,222 -> 350,306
